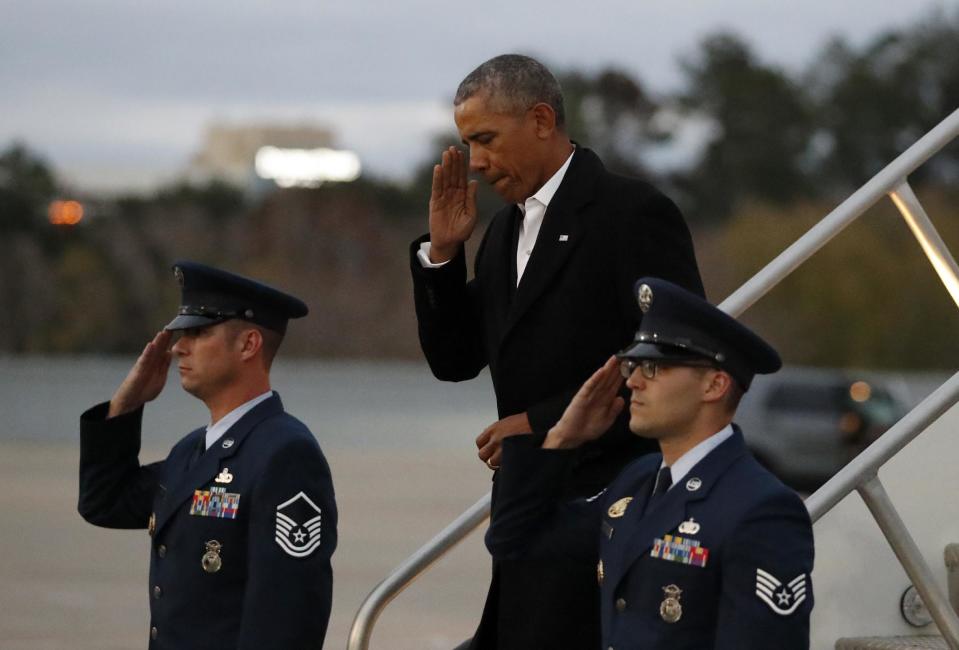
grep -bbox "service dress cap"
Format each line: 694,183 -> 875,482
618,277 -> 781,389
165,261 -> 308,334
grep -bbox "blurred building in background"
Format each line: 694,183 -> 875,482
186,123 -> 361,193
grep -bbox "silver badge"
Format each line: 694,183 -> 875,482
173,266 -> 184,287
660,584 -> 683,623
678,518 -> 701,535
638,283 -> 654,313
686,477 -> 702,492
202,540 -> 222,573
214,467 -> 234,484
221,438 -> 235,449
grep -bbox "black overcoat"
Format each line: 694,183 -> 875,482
410,147 -> 704,649
78,393 -> 336,650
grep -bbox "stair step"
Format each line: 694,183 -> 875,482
836,637 -> 947,650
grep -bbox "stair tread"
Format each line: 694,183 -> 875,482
836,636 -> 947,650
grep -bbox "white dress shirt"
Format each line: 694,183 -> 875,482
660,424 -> 735,491
204,390 -> 274,450
417,148 -> 576,286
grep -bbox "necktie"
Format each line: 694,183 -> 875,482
188,435 -> 205,469
649,466 -> 672,508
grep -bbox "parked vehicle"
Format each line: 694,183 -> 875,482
735,367 -> 907,492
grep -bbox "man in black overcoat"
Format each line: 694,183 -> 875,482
409,54 -> 704,649
78,261 -> 337,650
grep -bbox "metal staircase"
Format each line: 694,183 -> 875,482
347,107 -> 959,650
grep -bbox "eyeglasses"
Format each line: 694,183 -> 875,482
619,358 -> 715,380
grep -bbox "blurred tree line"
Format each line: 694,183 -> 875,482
1,9 -> 958,368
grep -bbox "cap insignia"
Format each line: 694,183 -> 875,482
638,284 -> 654,313
174,266 -> 185,287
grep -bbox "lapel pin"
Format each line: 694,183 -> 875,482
678,518 -> 701,535
148,512 -> 156,537
607,497 -> 633,518
685,477 -> 702,492
221,438 -> 235,449
558,234 -> 569,241
215,467 -> 234,484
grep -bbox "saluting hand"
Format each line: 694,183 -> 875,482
428,146 -> 479,263
543,357 -> 625,450
108,330 -> 174,418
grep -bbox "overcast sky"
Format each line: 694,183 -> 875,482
1,0 -> 952,192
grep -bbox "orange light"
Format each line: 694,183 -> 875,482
48,200 -> 84,226
849,381 -> 872,403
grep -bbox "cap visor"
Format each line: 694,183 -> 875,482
617,341 -> 710,362
164,314 -> 222,331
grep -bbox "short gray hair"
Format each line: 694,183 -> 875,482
454,54 -> 566,128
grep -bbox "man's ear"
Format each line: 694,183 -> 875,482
530,102 -> 558,139
702,369 -> 732,405
238,328 -> 263,362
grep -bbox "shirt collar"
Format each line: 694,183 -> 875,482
518,147 -> 575,214
662,423 -> 735,490
205,390 -> 274,449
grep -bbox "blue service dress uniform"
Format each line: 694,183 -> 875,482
487,428 -> 814,650
78,393 -> 337,650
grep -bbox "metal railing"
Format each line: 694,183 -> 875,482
347,107 -> 959,650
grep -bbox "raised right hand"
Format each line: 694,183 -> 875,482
428,146 -> 479,263
543,357 -> 625,450
108,330 -> 173,418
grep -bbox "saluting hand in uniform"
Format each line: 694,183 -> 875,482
108,330 -> 173,418
543,356 -> 625,450
428,146 -> 479,263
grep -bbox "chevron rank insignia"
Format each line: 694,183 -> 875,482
755,568 -> 808,615
275,492 -> 323,558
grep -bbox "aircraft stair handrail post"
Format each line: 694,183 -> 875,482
346,492 -> 492,650
889,181 -> 959,310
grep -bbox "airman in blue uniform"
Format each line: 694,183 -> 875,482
486,277 -> 814,649
78,261 -> 337,650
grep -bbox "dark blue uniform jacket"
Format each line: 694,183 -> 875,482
487,428 -> 814,650
78,393 -> 336,650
